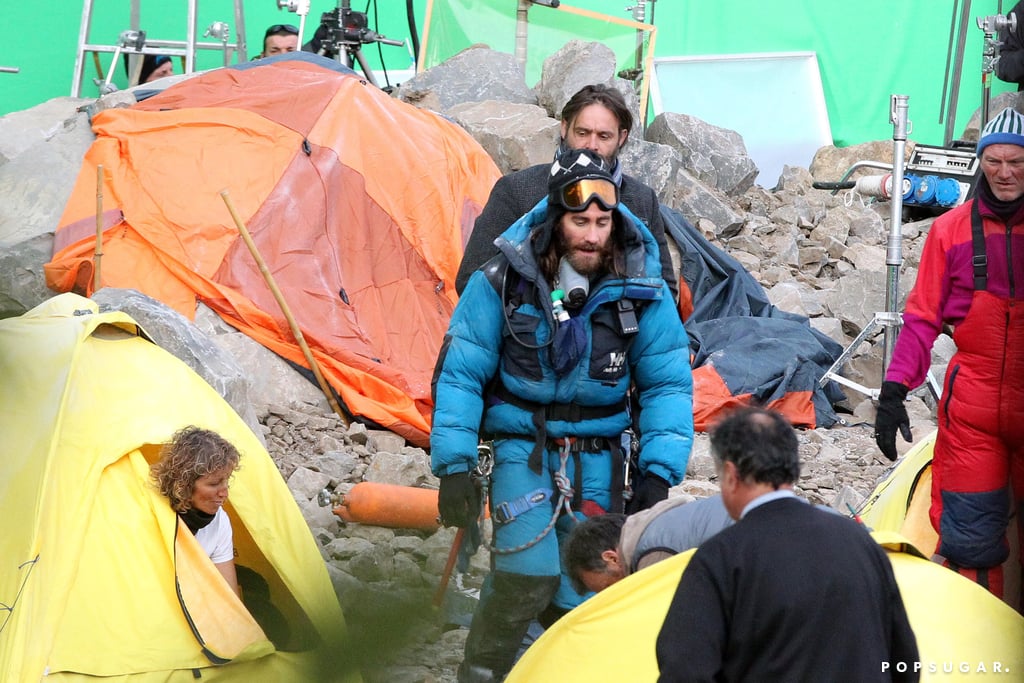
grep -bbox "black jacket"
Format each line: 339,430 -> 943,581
656,497 -> 920,683
455,163 -> 678,301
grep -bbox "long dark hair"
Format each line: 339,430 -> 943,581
560,84 -> 634,133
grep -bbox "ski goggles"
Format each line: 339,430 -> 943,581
555,177 -> 619,212
265,24 -> 299,38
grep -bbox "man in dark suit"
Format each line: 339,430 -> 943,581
455,84 -> 678,304
656,406 -> 919,683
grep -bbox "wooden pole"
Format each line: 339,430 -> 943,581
432,527 -> 465,609
219,189 -> 350,428
93,165 -> 104,293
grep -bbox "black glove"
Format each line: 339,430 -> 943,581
437,472 -> 479,528
874,381 -> 913,461
628,474 -> 670,513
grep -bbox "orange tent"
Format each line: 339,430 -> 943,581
46,54 -> 502,447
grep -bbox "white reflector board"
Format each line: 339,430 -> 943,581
651,52 -> 832,187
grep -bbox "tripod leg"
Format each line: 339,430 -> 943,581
352,46 -> 379,88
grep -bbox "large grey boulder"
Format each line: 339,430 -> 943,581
961,91 -> 1022,142
397,46 -> 536,112
0,97 -> 90,166
192,303 -> 330,419
809,140 -> 916,185
618,138 -> 681,203
0,98 -> 98,319
533,40 -> 641,139
646,112 -> 759,196
669,169 -> 747,238
0,234 -> 55,319
446,101 -> 559,174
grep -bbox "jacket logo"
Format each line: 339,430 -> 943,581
604,351 -> 626,374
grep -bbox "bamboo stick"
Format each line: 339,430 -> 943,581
219,189 -> 350,428
93,165 -> 104,293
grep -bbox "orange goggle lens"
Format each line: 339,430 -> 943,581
559,178 -> 618,211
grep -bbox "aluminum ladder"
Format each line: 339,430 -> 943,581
71,0 -> 248,97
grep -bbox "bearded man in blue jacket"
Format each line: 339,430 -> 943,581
431,148 -> 694,682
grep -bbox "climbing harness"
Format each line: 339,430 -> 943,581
490,440 -> 576,556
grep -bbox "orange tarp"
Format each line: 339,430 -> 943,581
46,56 -> 502,446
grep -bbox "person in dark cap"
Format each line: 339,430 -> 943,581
431,146 -> 694,682
258,23 -> 299,58
874,106 -> 1024,609
123,54 -> 173,86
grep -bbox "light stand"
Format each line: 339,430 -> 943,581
277,0 -> 312,51
978,11 -> 1018,129
819,95 -> 910,400
514,0 -> 560,69
882,95 -> 910,375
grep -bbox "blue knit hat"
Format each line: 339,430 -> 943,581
977,108 -> 1024,155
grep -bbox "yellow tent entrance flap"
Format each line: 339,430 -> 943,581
174,511 -> 273,664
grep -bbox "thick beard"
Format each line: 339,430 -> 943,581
565,245 -> 610,277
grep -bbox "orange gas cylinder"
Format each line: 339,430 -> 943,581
333,482 -> 441,531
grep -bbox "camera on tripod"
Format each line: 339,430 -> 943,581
312,0 -> 403,59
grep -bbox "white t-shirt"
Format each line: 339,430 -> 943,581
194,507 -> 234,564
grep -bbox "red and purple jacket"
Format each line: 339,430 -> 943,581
886,193 -> 1024,389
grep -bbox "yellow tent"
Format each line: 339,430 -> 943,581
0,293 -> 358,681
508,441 -> 1024,682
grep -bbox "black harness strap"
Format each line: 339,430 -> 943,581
970,199 -> 989,292
490,383 -> 626,473
608,438 -> 625,513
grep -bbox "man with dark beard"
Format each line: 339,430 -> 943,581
431,147 -> 694,682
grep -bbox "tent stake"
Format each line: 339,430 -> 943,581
93,165 -> 104,293
219,189 -> 351,429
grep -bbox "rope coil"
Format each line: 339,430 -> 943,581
491,442 -> 576,555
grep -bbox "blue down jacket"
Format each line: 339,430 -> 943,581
431,198 -> 694,486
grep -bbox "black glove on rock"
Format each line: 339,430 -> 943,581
629,474 -> 670,513
874,381 -> 913,462
437,471 -> 479,528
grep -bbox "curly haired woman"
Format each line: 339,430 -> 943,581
152,425 -> 241,596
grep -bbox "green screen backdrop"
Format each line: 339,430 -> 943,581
0,0 -> 1017,150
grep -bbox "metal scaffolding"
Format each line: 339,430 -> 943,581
71,0 -> 248,97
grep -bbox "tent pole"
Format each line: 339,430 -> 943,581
93,165 -> 104,293
220,190 -> 351,429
